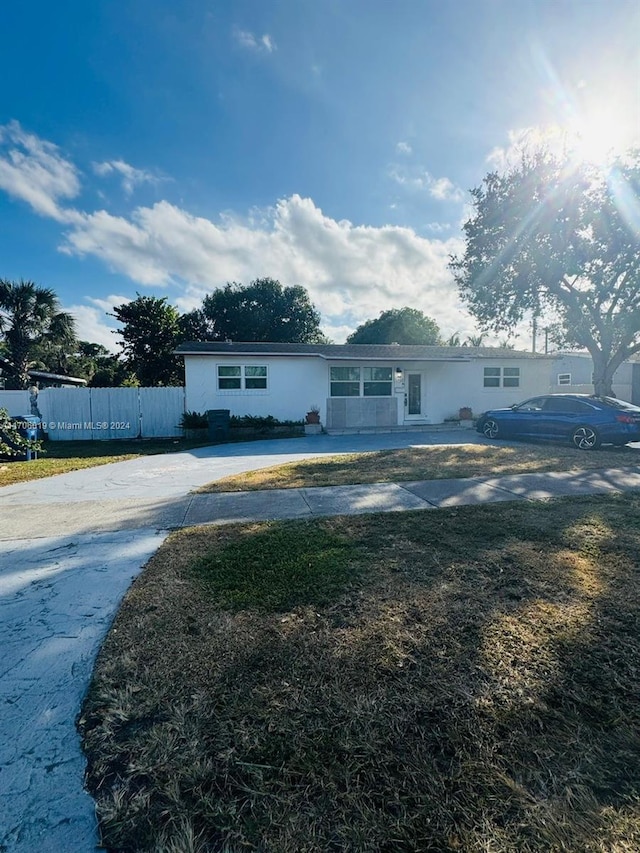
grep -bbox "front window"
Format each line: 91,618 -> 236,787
244,365 -> 267,389
557,373 -> 572,386
363,367 -> 392,396
330,366 -> 360,396
218,365 -> 241,390
218,364 -> 268,391
484,366 -> 520,388
330,366 -> 394,396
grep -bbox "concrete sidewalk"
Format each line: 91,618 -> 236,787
3,465 -> 640,540
2,431 -> 640,852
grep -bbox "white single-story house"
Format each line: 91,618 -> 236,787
176,342 -> 555,430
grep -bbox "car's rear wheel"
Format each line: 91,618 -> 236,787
571,425 -> 601,450
482,418 -> 500,439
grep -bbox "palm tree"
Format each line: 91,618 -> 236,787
465,333 -> 486,347
446,332 -> 461,347
0,279 -> 76,388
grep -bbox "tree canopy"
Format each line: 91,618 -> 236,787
199,278 -> 327,343
450,150 -> 640,396
346,308 -> 441,345
0,279 -> 76,389
111,294 -> 183,386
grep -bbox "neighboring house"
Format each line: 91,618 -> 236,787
0,355 -> 87,390
176,342 -> 553,430
549,352 -> 640,404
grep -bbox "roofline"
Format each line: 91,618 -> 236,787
175,349 -> 556,361
175,349 -> 475,362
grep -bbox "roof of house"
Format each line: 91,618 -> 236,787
175,342 -> 551,361
27,370 -> 87,386
0,355 -> 87,386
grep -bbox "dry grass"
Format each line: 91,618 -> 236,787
198,442 -> 640,492
80,495 -> 640,852
0,438 -> 209,487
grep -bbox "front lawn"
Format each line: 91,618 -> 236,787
0,438 -> 210,487
198,441 -> 640,492
80,495 -> 640,852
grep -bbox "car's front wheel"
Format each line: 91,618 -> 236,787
482,418 -> 500,439
571,425 -> 601,450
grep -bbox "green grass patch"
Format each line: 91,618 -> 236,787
192,522 -> 363,611
199,441 -> 640,492
80,495 -> 640,852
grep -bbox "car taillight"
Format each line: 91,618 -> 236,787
616,414 -> 636,424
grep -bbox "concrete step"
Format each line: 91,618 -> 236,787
325,423 -> 476,435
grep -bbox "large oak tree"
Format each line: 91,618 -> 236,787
346,307 -> 441,345
199,278 -> 327,343
111,294 -> 183,386
450,150 -> 640,396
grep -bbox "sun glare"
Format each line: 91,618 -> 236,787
567,106 -> 638,165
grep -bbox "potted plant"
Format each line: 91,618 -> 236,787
304,405 -> 322,434
458,406 -> 474,428
305,405 -> 321,424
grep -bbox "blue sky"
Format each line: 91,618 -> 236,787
1,0 -> 638,348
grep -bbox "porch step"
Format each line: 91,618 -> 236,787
325,423 -> 475,436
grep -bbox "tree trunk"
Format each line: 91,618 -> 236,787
592,351 -> 616,397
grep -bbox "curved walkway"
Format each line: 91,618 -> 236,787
1,431 -> 640,851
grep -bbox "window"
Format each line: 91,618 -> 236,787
516,397 -> 546,412
330,366 -> 394,396
483,367 -> 501,387
244,365 -> 267,389
217,364 -> 268,391
218,365 -> 241,390
363,367 -> 392,396
330,366 -> 360,396
543,397 -> 593,414
484,366 -> 520,388
503,367 -> 520,387
557,373 -> 572,386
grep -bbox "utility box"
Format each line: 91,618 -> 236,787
207,409 -> 230,443
11,415 -> 41,460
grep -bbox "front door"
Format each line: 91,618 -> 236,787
405,373 -> 423,420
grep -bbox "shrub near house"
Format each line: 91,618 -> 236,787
0,408 -> 42,460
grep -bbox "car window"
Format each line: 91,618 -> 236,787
596,396 -> 640,412
515,397 -> 546,412
543,397 -> 589,414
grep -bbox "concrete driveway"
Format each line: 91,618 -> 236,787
2,430 -> 640,851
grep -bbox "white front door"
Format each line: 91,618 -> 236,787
404,373 -> 424,420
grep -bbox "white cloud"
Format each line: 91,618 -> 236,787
233,28 -> 276,53
0,124 -> 471,344
60,195 -> 466,339
429,176 -> 465,202
65,304 -> 121,352
86,293 -> 132,314
0,120 -> 80,220
388,163 -> 465,202
92,159 -> 159,195
395,141 -> 412,155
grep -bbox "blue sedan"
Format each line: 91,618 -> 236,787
476,394 -> 640,450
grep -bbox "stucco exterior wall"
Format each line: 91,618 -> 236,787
184,353 -> 555,426
548,354 -> 633,401
184,355 -> 328,422
404,358 -> 553,423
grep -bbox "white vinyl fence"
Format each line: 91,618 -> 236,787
0,387 -> 186,440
